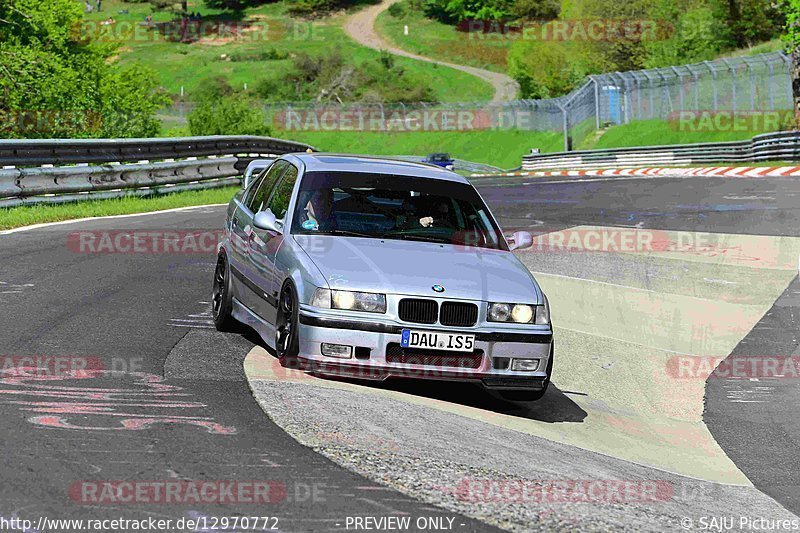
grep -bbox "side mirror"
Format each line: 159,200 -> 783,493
508,230 -> 533,251
253,210 -> 282,234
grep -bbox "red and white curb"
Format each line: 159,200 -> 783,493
471,166 -> 800,179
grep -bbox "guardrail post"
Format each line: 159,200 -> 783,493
768,60 -> 775,110
591,76 -> 600,129
557,102 -> 569,151
778,51 -> 793,111
722,58 -> 736,112
638,73 -> 645,120
671,67 -> 684,112
688,66 -> 700,110
642,71 -> 654,119
704,60 -> 718,110
743,57 -> 756,111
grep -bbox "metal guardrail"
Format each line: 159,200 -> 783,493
0,135 -> 314,207
521,130 -> 800,170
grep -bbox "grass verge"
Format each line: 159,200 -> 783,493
589,119 -> 783,150
281,129 -> 563,169
0,187 -> 238,231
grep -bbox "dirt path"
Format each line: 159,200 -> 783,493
344,0 -> 519,102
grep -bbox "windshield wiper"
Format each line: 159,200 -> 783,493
319,229 -> 375,238
387,233 -> 452,244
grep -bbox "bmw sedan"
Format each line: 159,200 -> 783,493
213,153 -> 553,401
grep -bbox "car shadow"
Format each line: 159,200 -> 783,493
364,378 -> 588,424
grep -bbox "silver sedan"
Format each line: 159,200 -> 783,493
213,153 -> 553,401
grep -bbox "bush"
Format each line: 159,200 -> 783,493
227,48 -> 289,62
253,51 -> 435,103
423,0 -> 512,23
193,76 -> 236,101
508,0 -> 558,20
187,96 -> 271,136
387,2 -> 405,17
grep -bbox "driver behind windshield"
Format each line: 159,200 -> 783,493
297,188 -> 334,232
290,171 -> 506,250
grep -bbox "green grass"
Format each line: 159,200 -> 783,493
376,2 -> 509,72
588,119 -> 784,150
91,0 -> 493,103
719,39 -> 783,58
0,187 -> 239,230
278,129 -> 563,169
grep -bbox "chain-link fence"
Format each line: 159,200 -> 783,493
160,51 -> 792,151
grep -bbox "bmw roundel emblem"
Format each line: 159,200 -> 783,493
432,284 -> 445,293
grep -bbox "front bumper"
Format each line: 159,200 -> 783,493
295,308 -> 553,390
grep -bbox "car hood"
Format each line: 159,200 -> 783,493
294,235 -> 543,303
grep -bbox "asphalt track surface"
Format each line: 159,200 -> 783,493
0,173 -> 798,529
0,208 -> 493,532
479,174 -> 800,517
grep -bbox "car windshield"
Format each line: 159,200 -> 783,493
291,171 -> 507,250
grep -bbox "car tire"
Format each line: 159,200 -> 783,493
212,252 -> 238,332
497,344 -> 554,403
276,281 -> 300,367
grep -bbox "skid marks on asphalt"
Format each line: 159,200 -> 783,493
0,365 -> 237,435
0,281 -> 34,295
168,300 -> 215,329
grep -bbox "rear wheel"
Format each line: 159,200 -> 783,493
275,281 -> 300,367
497,345 -> 554,402
212,252 -> 238,332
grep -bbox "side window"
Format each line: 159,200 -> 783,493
266,165 -> 299,219
242,171 -> 265,209
246,161 -> 287,213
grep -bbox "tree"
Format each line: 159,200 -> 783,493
0,0 -> 169,138
507,40 -> 587,98
721,0 -> 779,48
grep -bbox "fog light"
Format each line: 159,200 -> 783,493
511,359 -> 539,372
321,343 -> 352,359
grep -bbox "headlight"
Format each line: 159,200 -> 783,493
488,303 -> 511,322
310,288 -> 331,308
489,299 -> 549,324
311,288 -> 386,313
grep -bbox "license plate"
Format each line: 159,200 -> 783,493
400,329 -> 475,352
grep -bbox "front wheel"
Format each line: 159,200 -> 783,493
212,252 -> 238,332
275,281 -> 300,366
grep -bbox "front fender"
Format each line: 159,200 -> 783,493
275,235 -> 329,304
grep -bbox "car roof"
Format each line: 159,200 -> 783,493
283,153 -> 469,184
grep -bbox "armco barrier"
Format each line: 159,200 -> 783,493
522,130 -> 800,170
0,135 -> 314,207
